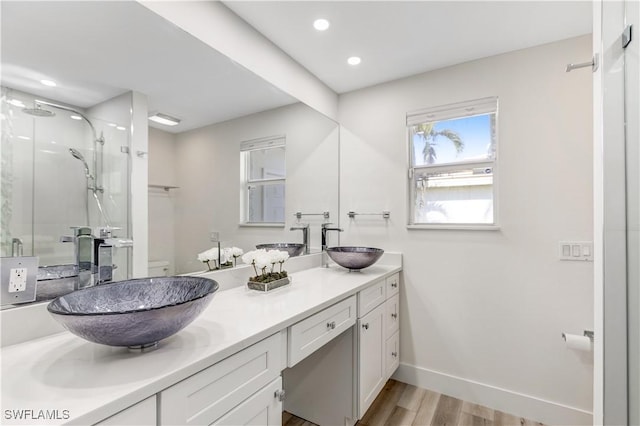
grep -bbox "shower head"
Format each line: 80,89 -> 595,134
69,148 -> 92,179
22,104 -> 55,117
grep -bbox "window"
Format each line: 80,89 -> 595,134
240,135 -> 286,224
407,97 -> 498,227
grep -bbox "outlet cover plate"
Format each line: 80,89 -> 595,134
1,256 -> 38,305
559,241 -> 593,261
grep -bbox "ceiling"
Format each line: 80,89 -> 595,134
1,1 -> 592,133
225,1 -> 593,94
0,1 -> 296,133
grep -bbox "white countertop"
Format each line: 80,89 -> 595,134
1,263 -> 401,425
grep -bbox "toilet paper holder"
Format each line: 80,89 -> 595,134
562,330 -> 594,342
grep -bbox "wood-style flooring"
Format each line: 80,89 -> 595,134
283,379 -> 546,426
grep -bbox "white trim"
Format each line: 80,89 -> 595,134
238,223 -> 285,228
240,135 -> 285,152
406,224 -> 500,231
591,1 -> 604,424
392,363 -> 592,426
407,96 -> 498,126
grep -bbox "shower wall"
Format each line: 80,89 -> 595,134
1,87 -> 130,281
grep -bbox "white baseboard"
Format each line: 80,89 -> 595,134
392,363 -> 592,425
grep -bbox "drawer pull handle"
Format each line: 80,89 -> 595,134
326,321 -> 336,330
392,351 -> 398,357
391,282 -> 398,288
362,323 -> 369,330
274,389 -> 286,402
391,313 -> 398,319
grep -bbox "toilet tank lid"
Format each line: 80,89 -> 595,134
148,260 -> 170,268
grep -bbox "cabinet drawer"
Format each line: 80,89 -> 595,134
213,377 -> 282,426
384,294 -> 400,339
95,396 -> 156,426
358,279 -> 386,317
288,295 -> 357,367
386,273 -> 400,298
159,333 -> 281,425
385,331 -> 400,380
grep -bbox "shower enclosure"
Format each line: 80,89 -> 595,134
0,86 -> 131,290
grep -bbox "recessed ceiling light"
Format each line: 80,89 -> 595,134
40,79 -> 57,87
313,18 -> 330,31
17,135 -> 31,141
347,56 -> 361,66
7,99 -> 25,108
70,115 -> 82,120
148,113 -> 181,126
107,123 -> 117,127
116,126 -> 126,131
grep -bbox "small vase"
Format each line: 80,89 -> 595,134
247,276 -> 291,292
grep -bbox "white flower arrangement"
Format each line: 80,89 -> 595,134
198,246 -> 245,270
223,247 -> 244,267
197,247 -> 224,271
242,249 -> 290,283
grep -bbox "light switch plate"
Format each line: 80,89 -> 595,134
1,256 -> 38,306
559,241 -> 593,261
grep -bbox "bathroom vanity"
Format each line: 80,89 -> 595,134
0,255 -> 401,425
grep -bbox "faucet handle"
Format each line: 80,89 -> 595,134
96,226 -> 121,238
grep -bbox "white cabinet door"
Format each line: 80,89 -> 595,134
95,396 -> 156,426
358,302 -> 386,418
159,333 -> 281,425
384,294 -> 400,339
385,331 -> 400,380
213,377 -> 283,426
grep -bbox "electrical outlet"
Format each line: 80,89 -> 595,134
9,268 -> 27,292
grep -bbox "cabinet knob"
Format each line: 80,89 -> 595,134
391,313 -> 398,319
274,389 -> 286,402
326,321 -> 336,330
391,282 -> 398,288
362,323 -> 369,330
392,351 -> 398,358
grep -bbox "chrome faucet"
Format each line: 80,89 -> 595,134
11,238 -> 23,257
321,223 -> 343,267
290,223 -> 310,254
95,227 -> 133,284
61,226 -> 94,288
60,226 -> 133,286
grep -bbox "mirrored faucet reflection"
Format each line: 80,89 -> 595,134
321,223 -> 343,267
290,223 -> 310,255
60,226 -> 133,287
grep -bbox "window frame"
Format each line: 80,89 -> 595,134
406,97 -> 499,230
240,135 -> 286,226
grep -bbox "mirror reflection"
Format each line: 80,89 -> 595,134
0,1 -> 339,308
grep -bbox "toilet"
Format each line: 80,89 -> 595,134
148,260 -> 170,277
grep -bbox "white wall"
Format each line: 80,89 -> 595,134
339,36 -> 593,425
148,127 -> 177,275
173,102 -> 338,274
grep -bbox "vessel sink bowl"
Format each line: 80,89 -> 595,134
256,243 -> 305,257
47,276 -> 218,349
326,247 -> 384,270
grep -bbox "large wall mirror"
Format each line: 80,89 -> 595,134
0,1 -> 339,309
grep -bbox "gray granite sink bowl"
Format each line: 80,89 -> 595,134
47,276 -> 218,349
326,247 -> 384,270
256,243 -> 305,257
